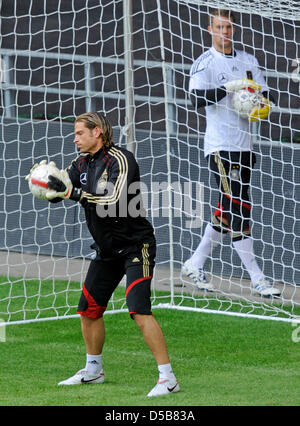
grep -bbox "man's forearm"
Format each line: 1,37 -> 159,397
190,88 -> 276,109
190,87 -> 227,108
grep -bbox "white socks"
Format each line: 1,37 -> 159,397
233,237 -> 264,284
158,363 -> 176,381
189,223 -> 264,284
86,356 -> 175,382
190,223 -> 223,269
86,354 -> 103,375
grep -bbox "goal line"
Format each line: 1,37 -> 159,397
2,303 -> 300,328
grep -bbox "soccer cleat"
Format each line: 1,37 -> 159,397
251,277 -> 281,298
147,378 -> 180,397
58,368 -> 105,386
181,259 -> 214,291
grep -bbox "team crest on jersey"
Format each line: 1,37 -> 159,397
97,169 -> 108,193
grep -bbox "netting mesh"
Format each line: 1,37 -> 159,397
0,0 -> 299,323
182,0 -> 300,20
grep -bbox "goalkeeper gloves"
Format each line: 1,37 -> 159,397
223,78 -> 272,121
249,97 -> 272,122
224,78 -> 261,93
25,159 -> 49,181
46,169 -> 82,202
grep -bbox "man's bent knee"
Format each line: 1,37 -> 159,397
132,313 -> 153,326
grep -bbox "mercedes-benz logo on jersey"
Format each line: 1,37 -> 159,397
80,172 -> 87,185
218,73 -> 228,83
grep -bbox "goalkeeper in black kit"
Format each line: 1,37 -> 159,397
27,112 -> 179,397
181,8 -> 281,297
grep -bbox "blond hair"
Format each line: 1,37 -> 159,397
75,112 -> 114,148
210,8 -> 236,25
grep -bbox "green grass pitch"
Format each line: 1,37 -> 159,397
1,307 -> 300,406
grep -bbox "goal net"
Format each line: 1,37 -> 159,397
0,0 -> 299,325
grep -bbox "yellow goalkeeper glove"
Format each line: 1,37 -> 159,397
249,97 -> 272,122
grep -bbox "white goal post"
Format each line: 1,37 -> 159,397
0,0 -> 300,326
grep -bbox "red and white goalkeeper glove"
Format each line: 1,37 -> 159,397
46,169 -> 77,200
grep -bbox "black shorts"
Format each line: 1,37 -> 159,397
77,241 -> 156,319
208,151 -> 256,239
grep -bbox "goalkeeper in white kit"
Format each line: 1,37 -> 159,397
182,8 -> 281,297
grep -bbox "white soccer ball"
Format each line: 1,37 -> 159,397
28,162 -> 58,200
231,88 -> 264,119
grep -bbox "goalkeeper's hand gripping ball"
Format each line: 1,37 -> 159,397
45,169 -> 74,200
26,160 -> 61,200
249,97 -> 272,122
224,78 -> 261,93
231,87 -> 272,121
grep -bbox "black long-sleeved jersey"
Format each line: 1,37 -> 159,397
66,145 -> 155,259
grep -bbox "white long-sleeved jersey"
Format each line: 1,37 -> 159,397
189,47 -> 269,157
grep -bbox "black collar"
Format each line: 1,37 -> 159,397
224,50 -> 237,57
86,147 -> 104,163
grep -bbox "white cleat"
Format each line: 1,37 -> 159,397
181,260 -> 214,291
58,369 -> 105,386
147,378 -> 180,397
251,278 -> 281,298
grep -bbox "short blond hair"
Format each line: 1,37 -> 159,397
75,112 -> 114,148
210,8 -> 236,25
